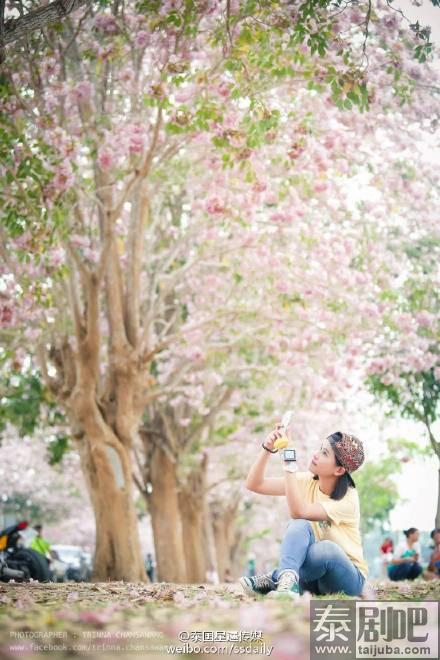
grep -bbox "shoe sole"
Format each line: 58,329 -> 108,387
239,576 -> 257,597
239,576 -> 279,597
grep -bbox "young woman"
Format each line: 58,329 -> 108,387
387,528 -> 423,582
240,425 -> 368,599
424,529 -> 440,581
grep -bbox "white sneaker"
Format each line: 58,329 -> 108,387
239,572 -> 277,596
267,569 -> 300,601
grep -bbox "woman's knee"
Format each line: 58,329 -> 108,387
287,519 -> 314,538
308,539 -> 342,560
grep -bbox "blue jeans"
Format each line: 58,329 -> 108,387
388,562 -> 423,581
271,519 -> 365,596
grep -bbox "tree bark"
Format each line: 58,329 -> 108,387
177,454 -> 208,583
202,496 -> 219,579
436,466 -> 440,530
178,488 -> 206,583
77,433 -> 146,582
2,0 -> 90,48
211,498 -> 240,581
422,418 -> 440,529
148,446 -> 187,583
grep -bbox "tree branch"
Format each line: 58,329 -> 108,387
125,185 -> 148,347
2,0 -> 90,48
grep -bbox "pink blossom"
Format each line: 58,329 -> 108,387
13,231 -> 31,249
381,373 -> 396,386
416,311 -> 434,328
205,197 -> 226,215
52,161 -> 74,192
0,302 -> 14,327
72,80 -> 93,103
216,81 -> 230,98
174,84 -> 197,104
94,13 -> 118,34
24,327 -> 40,341
70,234 -> 90,249
126,124 -> 146,154
270,212 -> 293,224
83,248 -> 99,264
135,31 -> 149,48
48,247 -> 65,267
98,148 -> 114,170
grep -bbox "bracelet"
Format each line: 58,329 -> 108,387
262,442 -> 278,454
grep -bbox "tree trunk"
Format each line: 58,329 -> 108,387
178,454 -> 208,583
436,466 -> 440,530
178,488 -> 206,583
78,434 -> 146,582
202,497 -> 220,579
148,446 -> 187,583
423,420 -> 440,530
211,499 -> 240,581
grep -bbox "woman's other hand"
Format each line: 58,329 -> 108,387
263,423 -> 284,452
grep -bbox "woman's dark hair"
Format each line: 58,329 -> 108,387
312,432 -> 355,501
404,527 -> 418,537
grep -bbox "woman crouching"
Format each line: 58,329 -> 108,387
240,426 -> 368,599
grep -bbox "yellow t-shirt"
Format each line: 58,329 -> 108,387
294,471 -> 368,578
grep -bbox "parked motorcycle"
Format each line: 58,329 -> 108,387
0,521 -> 51,582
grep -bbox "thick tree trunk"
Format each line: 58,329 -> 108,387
203,498 -> 220,580
178,454 -> 208,583
148,447 -> 187,583
423,421 -> 440,530
178,488 -> 206,583
211,499 -> 241,581
436,467 -> 440,530
78,434 -> 146,582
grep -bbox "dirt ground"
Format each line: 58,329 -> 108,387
1,579 -> 439,659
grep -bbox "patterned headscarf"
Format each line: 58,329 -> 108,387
331,433 -> 364,473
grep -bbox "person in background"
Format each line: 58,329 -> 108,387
246,553 -> 257,577
30,524 -> 58,565
423,529 -> 440,581
379,537 -> 394,578
380,537 -> 394,555
224,568 -> 234,583
145,553 -> 155,582
387,527 -> 423,581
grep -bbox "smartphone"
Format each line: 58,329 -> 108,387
283,448 -> 296,462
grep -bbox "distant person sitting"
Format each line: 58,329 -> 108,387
380,537 -> 394,555
423,529 -> 440,581
379,537 -> 394,578
387,527 -> 423,582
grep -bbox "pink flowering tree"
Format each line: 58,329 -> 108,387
0,1 -> 438,582
365,266 -> 440,527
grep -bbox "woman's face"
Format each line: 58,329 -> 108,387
308,437 -> 346,479
410,530 -> 420,542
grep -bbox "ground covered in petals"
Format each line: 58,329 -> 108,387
0,579 -> 439,659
